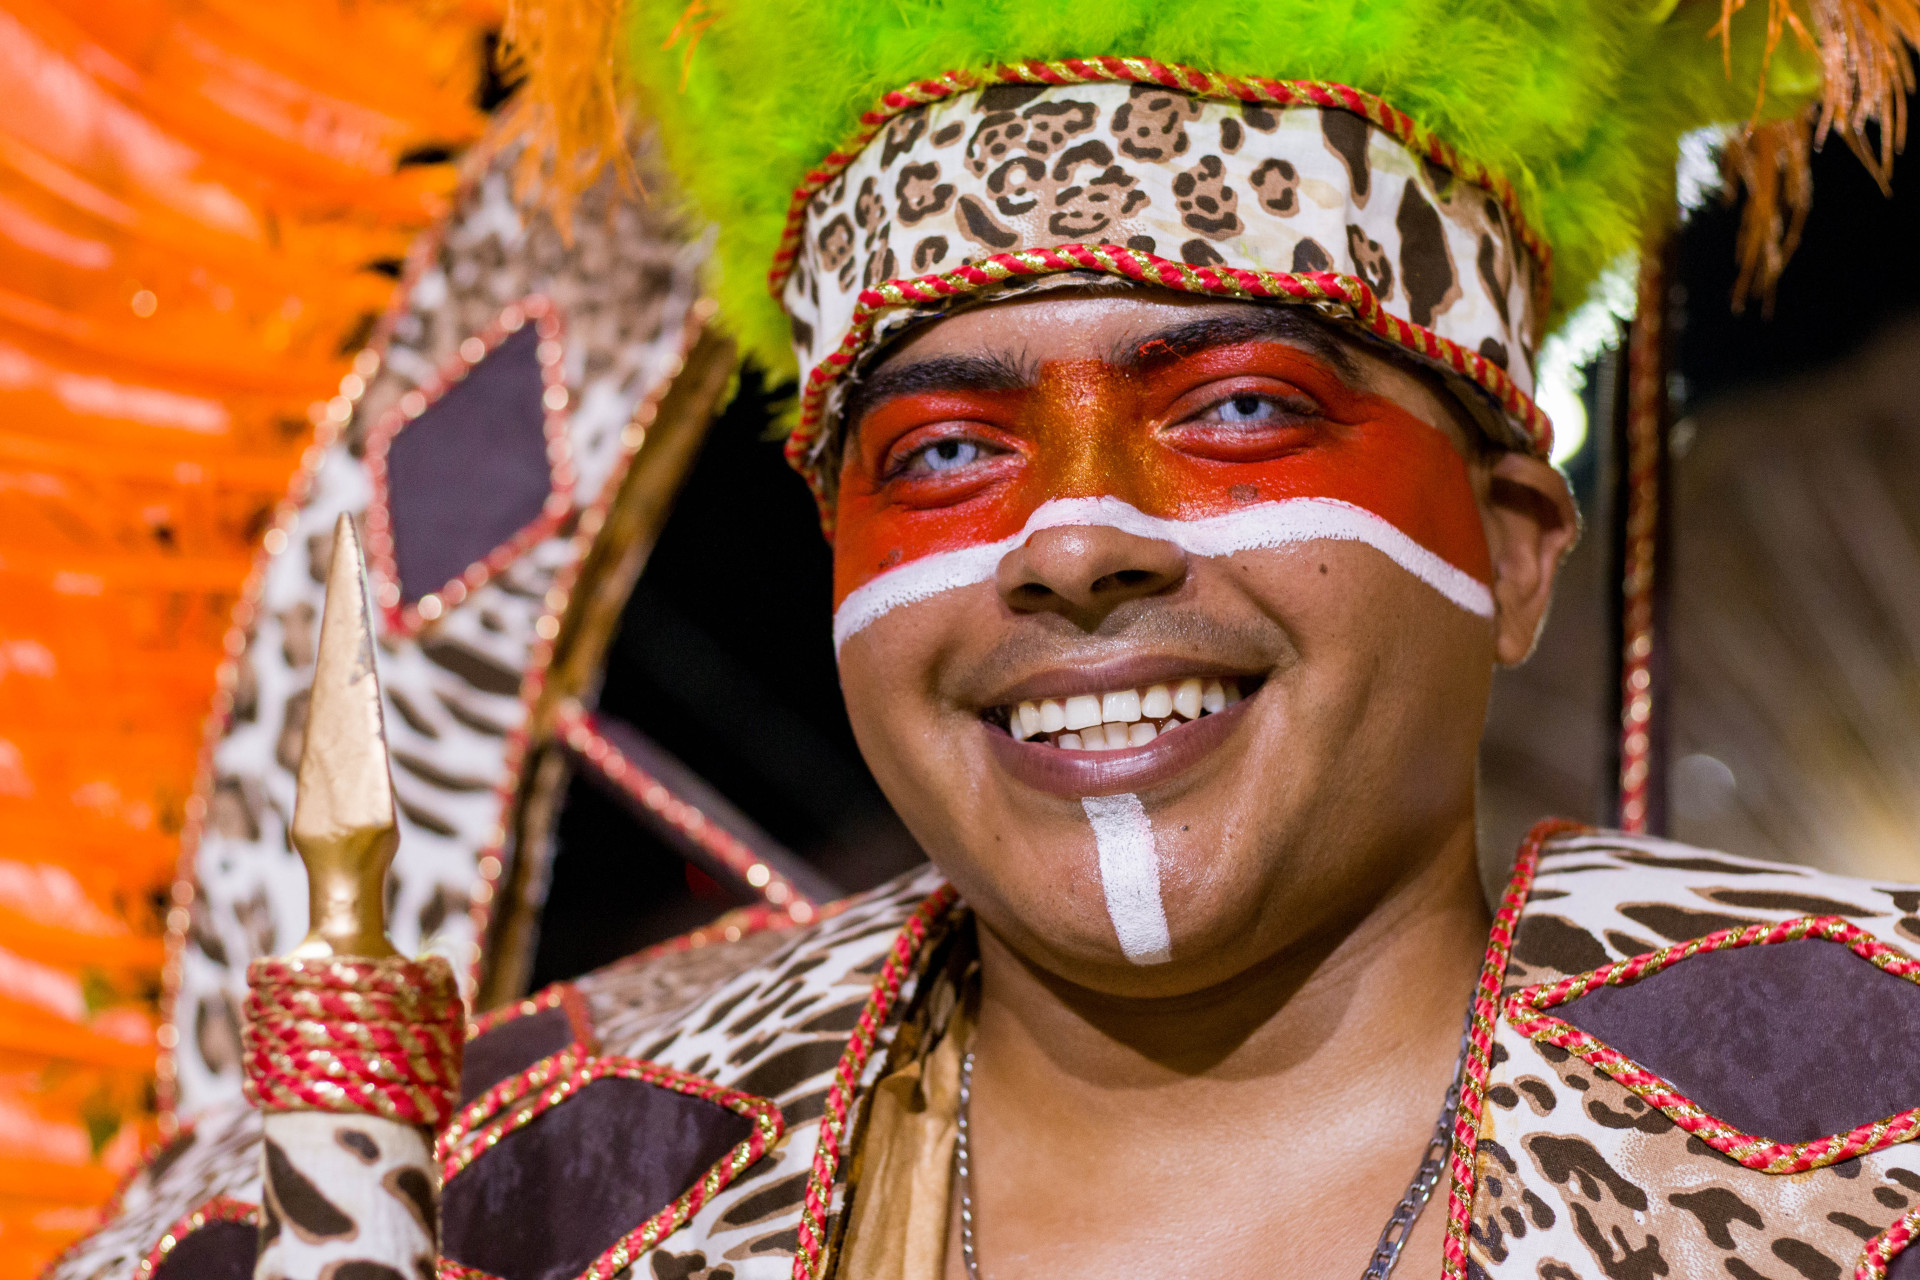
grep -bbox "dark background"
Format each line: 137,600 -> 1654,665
528,372 -> 923,988
1675,125 -> 1920,409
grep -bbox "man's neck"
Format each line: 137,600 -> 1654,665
955,821 -> 1491,1278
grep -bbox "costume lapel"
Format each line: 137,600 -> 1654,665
579,865 -> 958,1280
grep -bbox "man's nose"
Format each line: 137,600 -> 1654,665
994,524 -> 1189,626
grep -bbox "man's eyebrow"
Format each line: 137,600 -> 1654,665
843,307 -> 1362,436
843,351 -> 1030,440
1116,309 -> 1361,382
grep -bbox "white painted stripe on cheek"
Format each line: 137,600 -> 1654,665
1081,792 -> 1171,966
831,495 -> 1493,653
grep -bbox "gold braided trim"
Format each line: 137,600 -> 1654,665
1437,818 -> 1589,1280
1857,1202 -> 1920,1279
1506,914 -> 1920,1176
136,1196 -> 257,1280
438,1053 -> 783,1279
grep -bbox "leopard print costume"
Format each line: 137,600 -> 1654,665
167,122 -> 711,1121
1477,832 -> 1920,1280
49,832 -> 1920,1279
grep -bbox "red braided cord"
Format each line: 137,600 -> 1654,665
1859,1205 -> 1920,1279
243,955 -> 464,1129
1616,244 -> 1667,832
791,885 -> 959,1280
1506,915 -> 1920,1174
555,701 -> 819,919
135,1196 -> 257,1280
1439,817 -> 1587,1280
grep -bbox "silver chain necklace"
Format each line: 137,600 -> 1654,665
954,1018 -> 1470,1280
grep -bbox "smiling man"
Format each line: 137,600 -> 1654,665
50,4 -> 1920,1280
820,285 -> 1574,1276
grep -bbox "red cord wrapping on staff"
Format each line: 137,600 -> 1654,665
242,955 -> 464,1129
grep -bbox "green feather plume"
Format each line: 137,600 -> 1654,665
592,0 -> 1815,377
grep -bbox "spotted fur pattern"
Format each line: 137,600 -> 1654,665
256,1112 -> 438,1280
570,866 -> 949,1277
1474,831 -> 1920,1279
786,82 -> 1540,406
43,1103 -> 262,1280
169,134 -> 710,1119
63,836 -> 1920,1279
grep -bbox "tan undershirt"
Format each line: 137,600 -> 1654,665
835,973 -> 974,1280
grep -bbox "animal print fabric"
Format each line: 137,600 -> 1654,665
167,131 -> 710,1120
783,81 -> 1540,422
566,865 -> 951,1279
1475,831 -> 1920,1279
255,1112 -> 438,1279
47,866 -> 947,1280
43,1101 -> 264,1280
62,837 -> 1920,1280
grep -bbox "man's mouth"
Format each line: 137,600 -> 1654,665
987,677 -> 1246,750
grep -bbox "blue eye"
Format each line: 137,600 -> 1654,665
910,439 -> 982,472
1212,394 -> 1279,424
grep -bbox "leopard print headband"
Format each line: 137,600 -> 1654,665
776,66 -> 1554,521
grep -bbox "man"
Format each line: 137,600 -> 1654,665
51,3 -> 1920,1279
823,285 -> 1573,1277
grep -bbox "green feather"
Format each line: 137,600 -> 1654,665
621,0 -> 1811,378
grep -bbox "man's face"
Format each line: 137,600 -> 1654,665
831,290 -> 1571,996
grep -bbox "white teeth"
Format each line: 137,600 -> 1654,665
1173,678 -> 1203,719
1063,694 -> 1103,731
1141,683 -> 1173,719
1003,676 -> 1249,749
1202,679 -> 1226,714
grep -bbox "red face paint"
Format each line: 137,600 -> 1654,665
831,342 -> 1490,626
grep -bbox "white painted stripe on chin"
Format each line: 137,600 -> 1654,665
830,496 -> 1494,653
1081,792 -> 1171,966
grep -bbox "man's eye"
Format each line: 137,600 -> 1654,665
904,438 -> 985,474
1206,394 -> 1282,425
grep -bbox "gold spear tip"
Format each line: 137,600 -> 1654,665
287,513 -> 400,960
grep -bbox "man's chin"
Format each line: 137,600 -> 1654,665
960,838 -> 1288,999
983,911 -> 1288,1003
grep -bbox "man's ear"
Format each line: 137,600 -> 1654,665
1482,453 -> 1580,665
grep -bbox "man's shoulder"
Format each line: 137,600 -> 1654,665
433,861 -> 955,1280
1515,824 -> 1920,983
1473,824 -> 1920,1280
43,864 -> 952,1280
564,861 -> 950,1061
40,1100 -> 261,1280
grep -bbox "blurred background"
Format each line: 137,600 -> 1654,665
1477,125 -> 1920,889
0,1 -> 500,1270
0,3 -> 1917,1274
